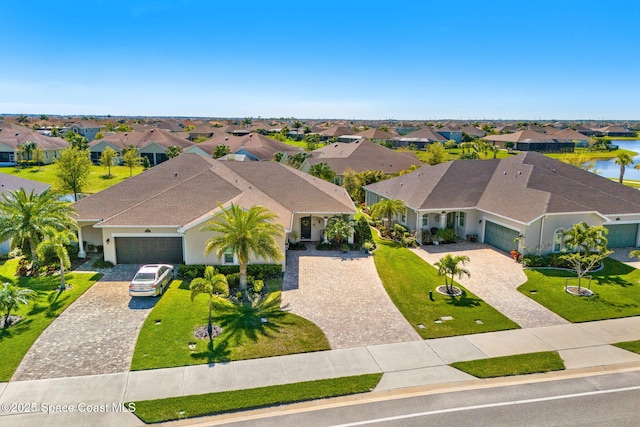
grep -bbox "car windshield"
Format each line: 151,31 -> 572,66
133,273 -> 156,282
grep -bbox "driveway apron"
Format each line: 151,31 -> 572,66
11,264 -> 159,381
282,247 -> 421,349
410,242 -> 569,328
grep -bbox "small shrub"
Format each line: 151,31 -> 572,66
402,236 -> 417,247
522,253 -> 545,267
444,140 -> 458,149
252,280 -> 264,293
354,216 -> 373,246
435,228 -> 457,243
91,258 -> 114,268
393,223 -> 407,238
177,265 -> 205,280
235,291 -> 243,301
316,242 -> 334,250
225,273 -> 255,292
340,243 -> 350,253
15,259 -> 31,277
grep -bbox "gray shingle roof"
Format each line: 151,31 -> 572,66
74,153 -> 356,229
365,152 -> 640,223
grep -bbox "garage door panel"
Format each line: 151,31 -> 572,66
115,237 -> 183,264
605,224 -> 638,248
484,221 -> 519,253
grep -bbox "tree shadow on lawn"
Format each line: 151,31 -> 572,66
0,318 -> 33,341
215,296 -> 292,344
593,275 -> 634,288
28,291 -> 71,317
190,339 -> 232,364
445,292 -> 482,308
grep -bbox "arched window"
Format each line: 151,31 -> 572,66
553,229 -> 564,252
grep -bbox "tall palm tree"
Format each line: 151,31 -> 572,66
36,229 -> 77,291
201,204 -> 283,291
563,222 -> 608,256
434,254 -> 471,295
614,153 -> 633,184
371,198 -> 406,229
190,266 -> 229,341
308,162 -> 336,182
0,283 -> 34,328
0,189 -> 77,261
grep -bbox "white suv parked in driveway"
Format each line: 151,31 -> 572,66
129,264 -> 174,297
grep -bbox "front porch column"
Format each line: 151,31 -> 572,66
77,226 -> 86,259
440,212 -> 447,229
415,210 -> 422,242
323,217 -> 329,243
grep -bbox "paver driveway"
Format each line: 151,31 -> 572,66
282,247 -> 421,349
410,242 -> 569,328
12,264 -> 160,381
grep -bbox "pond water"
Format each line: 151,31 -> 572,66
594,140 -> 640,181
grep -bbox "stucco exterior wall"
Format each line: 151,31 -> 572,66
100,226 -> 182,264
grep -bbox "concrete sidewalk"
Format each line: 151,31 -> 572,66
2,317 -> 640,426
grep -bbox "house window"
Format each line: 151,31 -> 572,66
553,229 -> 564,252
459,212 -> 465,227
224,249 -> 234,264
434,214 -> 440,222
401,212 -> 406,223
422,215 -> 428,227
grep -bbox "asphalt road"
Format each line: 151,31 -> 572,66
209,370 -> 640,427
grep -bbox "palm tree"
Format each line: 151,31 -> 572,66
614,153 -> 633,184
324,216 -> 354,246
434,254 -> 470,295
562,222 -> 611,292
0,282 -> 35,328
17,141 -> 37,164
36,229 -> 77,291
371,198 -> 406,229
202,204 -> 283,291
0,189 -> 77,261
308,162 -> 336,182
190,266 -> 229,341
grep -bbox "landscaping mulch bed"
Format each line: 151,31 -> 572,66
194,325 -> 222,340
0,315 -> 23,328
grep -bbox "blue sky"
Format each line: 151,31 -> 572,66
1,1 -> 638,119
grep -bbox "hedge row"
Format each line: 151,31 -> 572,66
177,263 -> 282,280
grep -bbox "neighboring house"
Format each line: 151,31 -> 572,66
355,128 -> 396,144
364,152 -> 640,254
484,129 -> 575,152
0,124 -> 69,165
300,140 -> 423,182
319,126 -> 355,140
436,126 -> 463,143
67,121 -> 101,141
0,175 -> 50,253
88,129 -> 194,165
546,128 -> 590,147
460,125 -> 486,139
592,125 -> 636,137
185,133 -> 302,161
391,127 -> 446,149
74,153 -> 356,266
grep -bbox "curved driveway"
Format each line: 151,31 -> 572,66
410,242 -> 568,328
282,248 -> 421,349
12,265 -> 158,381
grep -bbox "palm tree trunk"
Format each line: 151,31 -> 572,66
239,262 -> 248,291
59,260 -> 66,291
29,237 -> 38,262
4,308 -> 11,328
207,297 -> 213,341
619,165 -> 625,184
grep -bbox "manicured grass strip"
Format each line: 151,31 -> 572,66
518,258 -> 640,322
451,352 -> 565,378
0,164 -> 145,195
0,258 -> 102,381
130,373 -> 382,424
131,278 -> 329,370
372,233 -> 518,339
613,340 -> 640,354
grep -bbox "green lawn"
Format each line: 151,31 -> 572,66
130,373 -> 382,424
0,164 -> 145,195
518,258 -> 640,322
451,352 -> 565,378
413,148 -> 512,163
131,278 -> 330,370
613,340 -> 640,354
0,258 -> 102,381
546,147 -> 638,160
372,234 -> 519,339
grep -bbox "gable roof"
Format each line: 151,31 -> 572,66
320,126 -> 355,137
88,129 -> 194,151
484,129 -> 556,143
365,152 -> 640,223
308,140 -> 422,175
355,128 -> 395,139
74,153 -> 356,230
187,133 -> 302,161
395,127 -> 447,142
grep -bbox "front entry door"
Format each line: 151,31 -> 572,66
300,216 -> 312,240
447,212 -> 456,229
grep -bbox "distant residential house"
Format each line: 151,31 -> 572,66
319,126 -> 355,140
355,128 -> 396,144
435,126 -> 463,143
484,129 -> 575,152
546,128 -> 590,146
364,152 -> 640,254
0,125 -> 69,165
67,121 -> 101,141
88,129 -> 194,165
460,125 -> 486,139
300,140 -> 423,183
185,132 -> 303,161
592,125 -> 636,137
73,153 -> 356,265
391,127 -> 446,149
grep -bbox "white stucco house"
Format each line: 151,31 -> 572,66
73,153 -> 357,267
